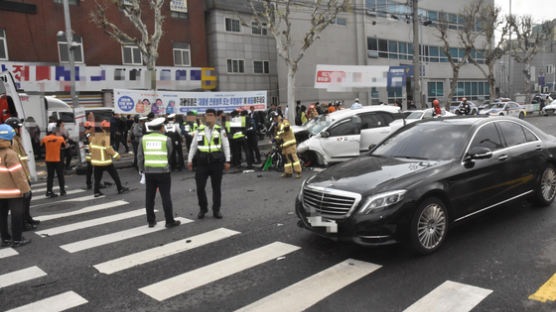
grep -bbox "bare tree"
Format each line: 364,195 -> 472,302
248,0 -> 349,122
461,0 -> 510,102
91,0 -> 165,90
508,16 -> 552,103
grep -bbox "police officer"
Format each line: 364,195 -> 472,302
138,118 -> 181,228
5,117 -> 39,230
0,124 -> 31,247
461,98 -> 471,115
275,116 -> 302,178
165,114 -> 184,171
245,109 -> 261,164
227,110 -> 253,168
183,111 -> 198,152
188,109 -> 230,219
90,120 -> 129,197
132,116 -> 147,168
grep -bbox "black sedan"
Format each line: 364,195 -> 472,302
295,116 -> 556,254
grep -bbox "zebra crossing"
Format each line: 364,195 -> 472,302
1,185 -> 554,311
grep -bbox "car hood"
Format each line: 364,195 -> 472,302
306,155 -> 451,196
544,104 -> 556,109
480,108 -> 503,114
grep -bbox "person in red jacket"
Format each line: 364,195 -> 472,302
0,123 -> 32,247
432,99 -> 442,117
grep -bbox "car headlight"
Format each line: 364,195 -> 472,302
358,190 -> 407,214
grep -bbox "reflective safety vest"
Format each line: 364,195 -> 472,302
142,133 -> 169,168
89,133 -> 119,166
197,125 -> 223,153
276,119 -> 296,149
226,116 -> 246,140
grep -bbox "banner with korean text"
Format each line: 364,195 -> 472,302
113,89 -> 267,115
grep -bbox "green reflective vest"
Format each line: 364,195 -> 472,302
227,116 -> 246,140
197,125 -> 223,153
142,133 -> 168,168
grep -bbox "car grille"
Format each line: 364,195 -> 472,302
302,186 -> 360,219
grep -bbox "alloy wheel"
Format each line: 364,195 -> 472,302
541,167 -> 556,202
417,203 -> 447,250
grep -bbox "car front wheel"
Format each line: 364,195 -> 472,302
409,197 -> 448,255
534,164 -> 556,207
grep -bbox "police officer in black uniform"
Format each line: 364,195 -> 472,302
188,109 -> 230,219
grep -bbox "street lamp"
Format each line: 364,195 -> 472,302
61,0 -> 78,110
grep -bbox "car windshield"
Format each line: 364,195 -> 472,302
486,103 -> 505,109
406,112 -> 424,119
59,112 -> 75,123
306,115 -> 331,136
372,122 -> 472,160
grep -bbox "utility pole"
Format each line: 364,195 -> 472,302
508,0 -> 512,97
412,0 -> 421,108
62,0 -> 79,109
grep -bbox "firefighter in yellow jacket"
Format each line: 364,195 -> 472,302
274,115 -> 302,178
5,117 -> 39,230
90,120 -> 129,197
0,123 -> 31,247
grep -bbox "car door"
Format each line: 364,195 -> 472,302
321,117 -> 361,159
358,112 -> 392,152
449,122 -> 510,218
496,121 -> 544,196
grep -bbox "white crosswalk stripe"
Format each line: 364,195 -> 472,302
5,291 -> 88,312
35,209 -> 149,237
0,266 -> 47,289
0,248 -> 18,259
94,228 -> 240,275
30,194 -> 106,209
139,242 -> 301,302
31,182 -> 46,188
402,280 -> 493,312
34,200 -> 128,222
32,189 -> 85,201
60,217 -> 192,253
32,186 -> 60,193
235,259 -> 381,312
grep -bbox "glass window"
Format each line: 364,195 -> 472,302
329,119 -> 359,136
172,42 -> 190,66
0,29 -> 7,60
478,82 -> 484,95
428,11 -> 438,22
470,123 -> 504,151
59,112 -> 75,123
227,59 -> 244,73
335,18 -> 347,25
225,18 -> 240,32
366,0 -> 376,10
465,82 -> 471,95
253,60 -> 269,74
388,40 -> 398,59
359,113 -> 385,129
378,39 -> 388,58
523,127 -> 539,142
439,48 -> 448,62
122,45 -> 142,65
429,46 -> 439,62
457,82 -> 464,96
368,38 -> 377,51
471,82 -> 478,96
58,34 -> 84,63
377,0 -> 387,17
251,22 -> 267,35
498,122 -> 527,147
449,48 -> 458,61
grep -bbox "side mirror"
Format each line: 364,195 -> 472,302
465,146 -> 493,161
320,130 -> 330,138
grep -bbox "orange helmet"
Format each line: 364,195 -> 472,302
100,120 -> 110,128
84,121 -> 93,128
433,100 -> 439,105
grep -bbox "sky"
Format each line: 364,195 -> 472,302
496,0 -> 556,23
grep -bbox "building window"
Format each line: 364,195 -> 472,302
427,81 -> 444,103
454,81 -> 489,100
173,42 -> 191,66
54,0 -> 79,5
253,61 -> 269,74
387,87 -> 403,104
227,59 -> 244,73
170,0 -> 188,19
378,39 -> 388,58
332,17 -> 347,25
122,45 -> 142,65
252,22 -> 267,35
0,29 -> 8,60
225,18 -> 241,32
367,37 -> 378,58
57,34 -> 84,63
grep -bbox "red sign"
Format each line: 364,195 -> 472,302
316,70 -> 346,83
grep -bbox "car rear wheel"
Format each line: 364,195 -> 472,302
534,164 -> 556,207
409,197 -> 448,255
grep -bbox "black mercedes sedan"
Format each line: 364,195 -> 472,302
295,116 -> 556,254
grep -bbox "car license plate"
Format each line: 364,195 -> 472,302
307,216 -> 338,233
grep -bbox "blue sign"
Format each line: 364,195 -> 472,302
117,96 -> 134,112
539,76 -> 545,86
388,66 -> 407,88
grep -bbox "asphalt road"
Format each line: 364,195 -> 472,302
1,115 -> 555,312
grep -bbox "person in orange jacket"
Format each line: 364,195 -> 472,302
41,123 -> 67,198
0,123 -> 31,247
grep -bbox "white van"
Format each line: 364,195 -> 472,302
19,94 -> 79,141
296,105 -> 402,166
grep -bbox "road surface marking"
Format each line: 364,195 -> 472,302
60,217 -> 191,253
34,200 -> 128,222
139,242 -> 300,301
32,189 -> 85,201
36,209 -> 149,237
31,182 -> 47,188
235,259 -> 381,312
529,273 -> 556,303
0,248 -> 18,259
403,280 -> 492,312
32,186 -> 60,193
94,228 -> 240,275
0,266 -> 47,289
5,291 -> 88,312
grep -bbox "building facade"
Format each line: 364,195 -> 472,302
277,0 -> 492,109
0,0 -> 213,107
204,0 -> 280,106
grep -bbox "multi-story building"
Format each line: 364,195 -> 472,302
204,0 -> 280,106
0,0 -> 213,107
277,0 -> 492,109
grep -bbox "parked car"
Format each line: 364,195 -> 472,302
295,105 -> 402,166
390,108 -> 455,129
295,116 -> 556,254
449,101 -> 479,115
542,100 -> 556,116
478,101 -> 526,118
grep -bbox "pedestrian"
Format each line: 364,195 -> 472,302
227,110 -> 253,168
300,105 -> 308,124
183,111 -> 198,152
408,100 -> 417,110
246,108 -> 261,164
110,113 -> 118,151
0,123 -> 31,247
165,114 -> 184,171
89,120 -> 129,197
275,115 -> 302,178
132,116 -> 147,168
351,98 -> 362,109
56,120 -> 73,170
137,118 -> 181,228
188,109 -> 231,219
41,123 -> 66,198
5,117 -> 39,230
432,99 -> 442,117
83,121 -> 95,189
327,103 -> 336,114
119,115 -> 129,153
